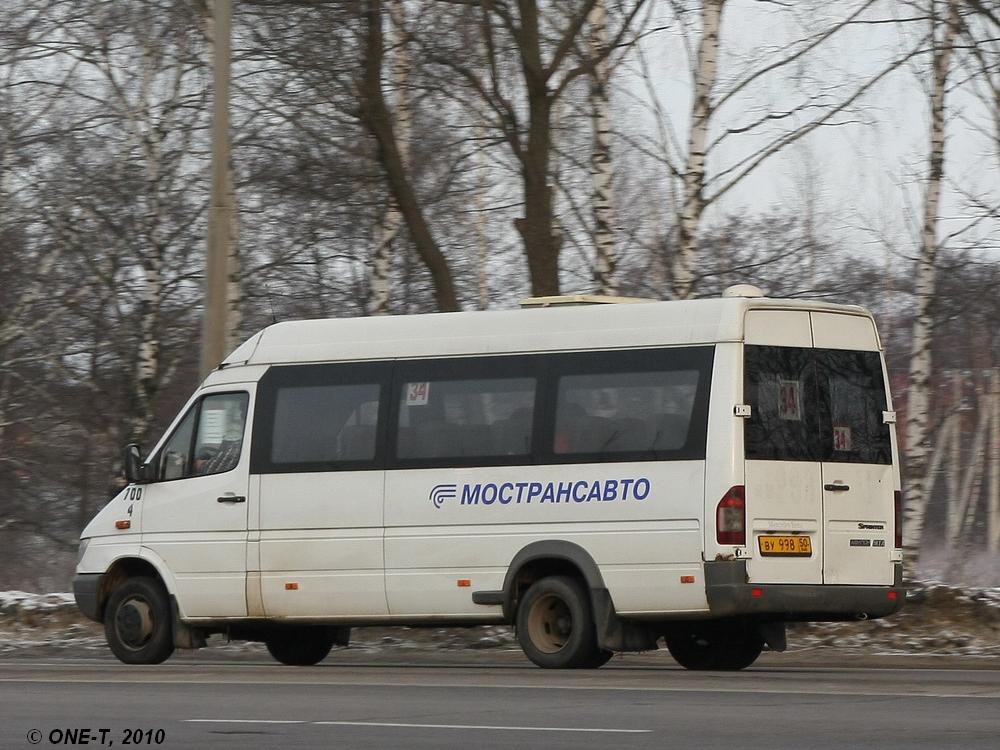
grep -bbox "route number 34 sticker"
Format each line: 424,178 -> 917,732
406,382 -> 430,406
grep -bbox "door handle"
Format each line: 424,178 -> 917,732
824,483 -> 850,492
217,495 -> 246,503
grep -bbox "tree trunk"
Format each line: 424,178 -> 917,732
369,0 -> 411,316
226,164 -> 242,351
362,0 -> 459,312
673,0 -> 725,300
515,0 -> 560,297
902,0 -> 959,581
589,0 -> 617,295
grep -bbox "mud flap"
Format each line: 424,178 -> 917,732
591,588 -> 659,652
170,597 -> 207,650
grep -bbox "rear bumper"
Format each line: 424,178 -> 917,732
73,573 -> 103,623
704,561 -> 905,621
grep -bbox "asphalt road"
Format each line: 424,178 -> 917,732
2,650 -> 998,750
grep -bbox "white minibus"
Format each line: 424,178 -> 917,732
74,286 -> 904,669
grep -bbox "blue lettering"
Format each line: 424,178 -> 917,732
499,482 -> 514,504
515,482 -> 529,503
556,482 -> 572,504
527,482 -> 543,503
634,478 -> 651,501
540,483 -> 555,503
603,479 -> 619,501
587,481 -> 602,502
572,481 -> 589,502
461,484 -> 481,505
619,478 -> 634,500
482,483 -> 498,505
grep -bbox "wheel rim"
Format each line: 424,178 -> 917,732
114,596 -> 155,651
526,593 -> 573,654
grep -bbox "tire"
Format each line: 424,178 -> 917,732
265,627 -> 335,666
516,576 -> 600,669
580,648 -> 615,669
104,577 -> 175,665
665,622 -> 763,671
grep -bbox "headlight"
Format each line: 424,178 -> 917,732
77,538 -> 90,566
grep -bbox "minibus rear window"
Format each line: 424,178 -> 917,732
744,346 -> 891,464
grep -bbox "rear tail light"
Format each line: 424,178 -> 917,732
894,490 -> 902,548
717,485 -> 746,546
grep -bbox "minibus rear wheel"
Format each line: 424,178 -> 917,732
665,622 -> 763,670
104,577 -> 175,665
265,627 -> 334,666
516,575 -> 602,669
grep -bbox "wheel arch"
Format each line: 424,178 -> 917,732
500,540 -> 608,621
97,552 -> 176,622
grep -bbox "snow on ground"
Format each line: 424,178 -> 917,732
2,582 -> 998,657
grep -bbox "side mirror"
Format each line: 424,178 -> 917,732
123,443 -> 148,484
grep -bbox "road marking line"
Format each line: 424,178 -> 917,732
187,719 -> 306,724
2,677 -> 998,700
186,719 -> 649,733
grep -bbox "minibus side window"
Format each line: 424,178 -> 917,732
543,347 -> 713,463
156,392 -> 249,480
271,383 -> 381,465
251,361 -> 390,474
552,370 -> 699,455
396,377 -> 536,461
193,393 -> 249,476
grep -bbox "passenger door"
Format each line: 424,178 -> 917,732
251,362 -> 390,618
140,389 -> 252,618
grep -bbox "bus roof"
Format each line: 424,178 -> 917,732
220,296 -> 873,368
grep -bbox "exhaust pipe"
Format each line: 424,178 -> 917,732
855,612 -> 869,621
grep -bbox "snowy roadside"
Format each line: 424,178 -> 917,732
2,582 -> 998,658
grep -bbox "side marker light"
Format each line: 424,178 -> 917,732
115,520 -> 131,530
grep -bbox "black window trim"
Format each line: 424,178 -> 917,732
249,346 -> 716,475
536,347 -> 714,465
251,361 -> 392,474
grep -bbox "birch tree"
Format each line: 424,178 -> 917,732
50,1 -> 211,445
902,0 -> 964,578
589,0 -> 618,295
636,1 -> 929,298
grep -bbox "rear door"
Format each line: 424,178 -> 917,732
743,311 -> 895,586
743,313 -> 823,585
813,313 -> 894,585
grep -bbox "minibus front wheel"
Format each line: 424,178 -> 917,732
104,577 -> 175,665
516,575 -> 605,669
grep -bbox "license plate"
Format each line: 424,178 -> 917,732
758,535 -> 812,556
